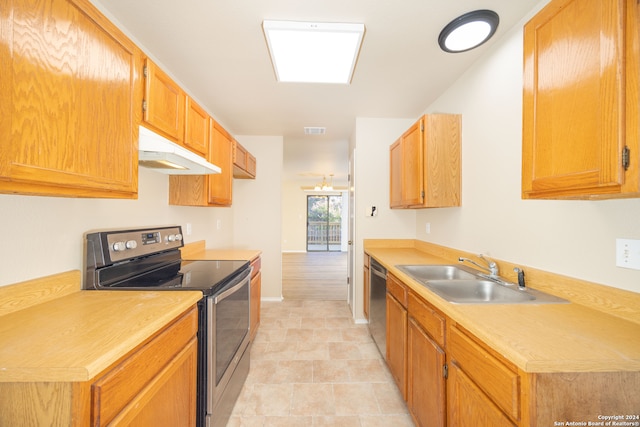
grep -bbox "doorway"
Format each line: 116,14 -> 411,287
306,195 -> 342,252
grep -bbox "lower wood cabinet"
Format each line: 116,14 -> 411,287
363,254 -> 370,320
407,317 -> 446,427
447,361 -> 515,427
407,292 -> 446,427
0,306 -> 198,426
250,257 -> 262,341
383,270 -> 640,427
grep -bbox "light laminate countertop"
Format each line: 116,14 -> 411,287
0,273 -> 202,383
365,246 -> 640,373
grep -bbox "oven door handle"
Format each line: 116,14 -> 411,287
214,267 -> 252,304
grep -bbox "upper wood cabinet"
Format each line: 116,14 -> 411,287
184,97 -> 210,157
522,0 -> 640,199
169,119 -> 234,207
143,58 -> 186,144
233,140 -> 257,179
0,0 -> 141,198
390,114 -> 461,208
208,121 -> 234,205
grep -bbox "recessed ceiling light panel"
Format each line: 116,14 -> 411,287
438,10 -> 499,53
263,20 -> 365,84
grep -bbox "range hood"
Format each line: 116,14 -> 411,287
138,126 -> 221,175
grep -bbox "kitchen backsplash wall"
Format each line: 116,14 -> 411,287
0,168 -> 235,287
416,0 -> 640,294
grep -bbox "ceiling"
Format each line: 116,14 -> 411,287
94,0 -> 541,185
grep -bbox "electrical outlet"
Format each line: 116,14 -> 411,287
616,239 -> 640,270
186,223 -> 192,236
216,219 -> 221,230
426,223 -> 431,234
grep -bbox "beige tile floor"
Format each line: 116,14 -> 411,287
228,300 -> 415,427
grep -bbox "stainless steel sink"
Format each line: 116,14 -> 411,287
396,264 -> 479,281
396,264 -> 569,305
425,279 -> 535,304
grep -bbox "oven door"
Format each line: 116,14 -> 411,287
206,266 -> 252,418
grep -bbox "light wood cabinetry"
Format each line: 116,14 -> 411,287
169,119 -> 234,206
233,140 -> 257,179
0,0 -> 140,198
143,58 -> 186,144
184,97 -> 210,157
390,114 -> 461,208
447,361 -> 515,427
407,291 -> 446,427
0,305 -> 198,426
363,254 -> 370,320
250,256 -> 262,341
447,323 -> 520,425
522,0 -> 640,199
386,273 -> 408,399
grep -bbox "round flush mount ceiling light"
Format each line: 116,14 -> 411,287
438,10 -> 499,53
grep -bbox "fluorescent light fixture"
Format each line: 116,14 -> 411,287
438,10 -> 499,53
263,20 -> 365,84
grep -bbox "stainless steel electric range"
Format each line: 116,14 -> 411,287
84,225 -> 251,427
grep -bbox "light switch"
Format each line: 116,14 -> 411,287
616,239 -> 640,270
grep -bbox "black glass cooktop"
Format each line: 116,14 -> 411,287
104,259 -> 250,296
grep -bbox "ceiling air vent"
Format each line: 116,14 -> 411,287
304,127 -> 326,135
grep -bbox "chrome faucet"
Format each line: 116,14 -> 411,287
458,254 -> 499,278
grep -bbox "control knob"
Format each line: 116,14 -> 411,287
166,234 -> 176,242
125,240 -> 138,250
112,241 -> 126,252
175,234 -> 183,242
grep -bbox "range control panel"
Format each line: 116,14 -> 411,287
87,226 -> 184,264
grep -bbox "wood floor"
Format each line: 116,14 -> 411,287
282,252 -> 348,300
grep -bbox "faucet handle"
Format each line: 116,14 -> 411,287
513,267 -> 526,290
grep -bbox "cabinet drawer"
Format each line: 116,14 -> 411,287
448,324 -> 520,422
407,291 -> 445,348
92,306 -> 198,425
387,274 -> 407,307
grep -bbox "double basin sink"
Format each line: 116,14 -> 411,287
396,264 -> 568,305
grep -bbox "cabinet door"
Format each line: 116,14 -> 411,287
208,121 -> 234,206
407,318 -> 445,427
386,292 -> 407,399
109,338 -> 198,427
389,138 -> 404,208
184,97 -> 209,157
92,307 -> 198,425
0,0 -> 139,198
143,58 -> 185,143
522,0 -> 628,198
401,119 -> 424,207
447,362 -> 515,427
363,266 -> 370,320
423,114 -> 461,207
250,269 -> 262,341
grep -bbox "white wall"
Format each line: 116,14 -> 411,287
281,180 -> 309,252
415,4 -> 640,294
234,136 -> 284,300
0,168 -> 235,287
351,118 -> 417,318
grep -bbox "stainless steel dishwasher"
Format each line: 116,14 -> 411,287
368,258 -> 387,357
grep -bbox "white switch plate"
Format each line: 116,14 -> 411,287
616,239 -> 640,270
185,223 -> 192,236
425,223 -> 431,234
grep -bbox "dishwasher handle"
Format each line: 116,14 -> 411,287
370,260 -> 387,279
